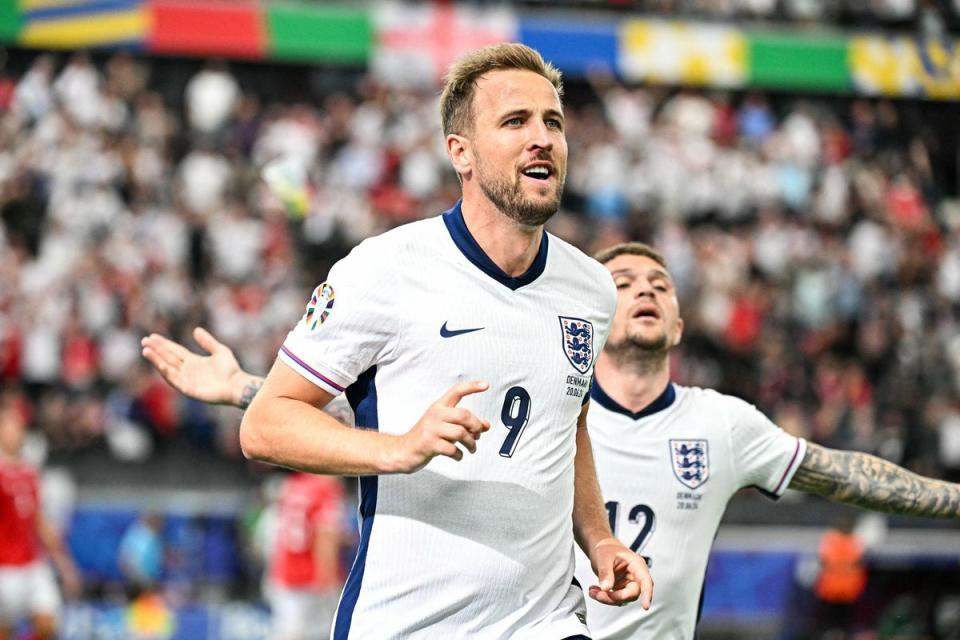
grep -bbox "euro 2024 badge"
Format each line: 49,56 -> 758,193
303,282 -> 335,331
559,317 -> 594,374
670,439 -> 709,490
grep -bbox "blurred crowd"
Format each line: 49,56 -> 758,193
574,76 -> 960,483
0,48 -> 959,488
516,0 -> 960,30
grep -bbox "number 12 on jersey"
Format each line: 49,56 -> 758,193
605,501 -> 655,568
499,386 -> 531,457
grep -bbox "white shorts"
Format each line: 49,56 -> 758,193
266,581 -> 337,640
0,561 -> 62,625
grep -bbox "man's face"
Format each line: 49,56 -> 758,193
465,68 -> 567,226
605,254 -> 684,356
0,411 -> 25,457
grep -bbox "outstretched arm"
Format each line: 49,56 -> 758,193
141,327 -> 263,408
789,442 -> 960,519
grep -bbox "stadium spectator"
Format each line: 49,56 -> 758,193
118,512 -> 166,595
185,59 -> 239,139
265,472 -> 347,640
812,517 -> 868,635
10,55 -> 54,126
0,393 -> 81,640
53,51 -> 101,129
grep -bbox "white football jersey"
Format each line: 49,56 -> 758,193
576,383 -> 806,640
280,201 -> 616,640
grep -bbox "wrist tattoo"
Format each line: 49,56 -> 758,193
239,378 -> 264,409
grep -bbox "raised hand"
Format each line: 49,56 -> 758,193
391,381 -> 492,473
588,537 -> 654,610
141,327 -> 252,406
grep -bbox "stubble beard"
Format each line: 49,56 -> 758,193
476,157 -> 564,227
605,330 -> 670,372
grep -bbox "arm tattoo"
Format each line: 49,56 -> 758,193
238,378 -> 265,409
789,443 -> 960,519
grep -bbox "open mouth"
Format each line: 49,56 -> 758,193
521,164 -> 553,181
632,306 -> 661,320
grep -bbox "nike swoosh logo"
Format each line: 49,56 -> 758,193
440,322 -> 485,338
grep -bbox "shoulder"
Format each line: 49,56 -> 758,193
548,233 -> 614,285
0,459 -> 36,481
345,216 -> 444,264
547,233 -> 616,303
332,216 -> 445,283
674,385 -> 760,420
678,387 -> 790,448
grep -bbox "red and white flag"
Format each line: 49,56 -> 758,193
374,0 -> 518,87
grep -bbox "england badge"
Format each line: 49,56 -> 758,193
559,316 -> 594,374
670,439 -> 710,490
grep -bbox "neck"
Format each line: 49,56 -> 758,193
460,197 -> 543,277
594,349 -> 671,414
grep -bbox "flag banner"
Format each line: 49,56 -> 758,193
620,19 -> 748,88
373,0 -> 517,87
19,0 -> 145,49
850,34 -> 960,99
748,31 -> 850,91
267,3 -> 371,64
1,1 -> 958,102
0,1 -> 20,41
147,0 -> 266,59
519,18 -> 618,76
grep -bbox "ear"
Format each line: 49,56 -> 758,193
672,317 -> 684,348
446,134 -> 472,180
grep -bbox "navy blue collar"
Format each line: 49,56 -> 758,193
591,380 -> 676,421
441,200 -> 549,291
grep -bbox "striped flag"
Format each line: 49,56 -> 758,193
19,0 -> 146,50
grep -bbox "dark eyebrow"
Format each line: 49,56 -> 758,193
649,269 -> 672,281
499,108 -> 565,123
543,108 -> 565,122
610,267 -> 673,283
499,108 -> 531,121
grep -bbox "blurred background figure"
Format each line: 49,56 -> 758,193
811,517 -> 868,639
264,473 -> 346,640
119,512 -> 166,598
0,394 -> 81,640
185,59 -> 239,143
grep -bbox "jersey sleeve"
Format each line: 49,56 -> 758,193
279,239 -> 398,396
726,396 -> 807,498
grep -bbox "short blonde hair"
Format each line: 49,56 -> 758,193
439,43 -> 563,137
594,242 -> 667,268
